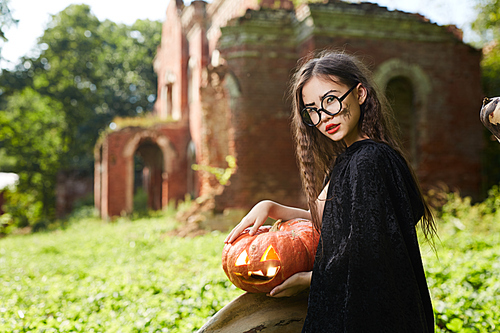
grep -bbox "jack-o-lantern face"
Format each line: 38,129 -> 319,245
222,219 -> 319,293
233,244 -> 281,284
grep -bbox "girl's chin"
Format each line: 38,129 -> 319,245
322,131 -> 344,141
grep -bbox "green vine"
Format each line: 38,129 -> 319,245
191,155 -> 236,186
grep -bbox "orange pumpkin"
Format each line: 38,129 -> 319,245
222,218 -> 320,293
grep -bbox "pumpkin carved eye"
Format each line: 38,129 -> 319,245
235,250 -> 249,266
260,245 -> 279,262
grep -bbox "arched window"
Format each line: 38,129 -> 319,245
374,58 -> 431,171
161,83 -> 173,119
386,76 -> 417,166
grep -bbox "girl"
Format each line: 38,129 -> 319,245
225,50 -> 436,332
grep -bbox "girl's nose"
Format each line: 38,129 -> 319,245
321,110 -> 333,123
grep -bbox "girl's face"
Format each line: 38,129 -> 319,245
302,76 -> 368,146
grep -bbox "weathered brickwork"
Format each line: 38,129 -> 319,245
95,124 -> 190,219
96,0 -> 483,218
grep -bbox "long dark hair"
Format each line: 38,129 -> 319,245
289,50 -> 436,241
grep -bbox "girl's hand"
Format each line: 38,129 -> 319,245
267,271 -> 312,298
224,201 -> 273,244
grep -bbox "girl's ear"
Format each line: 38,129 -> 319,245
357,84 -> 367,105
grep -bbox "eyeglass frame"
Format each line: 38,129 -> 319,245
301,83 -> 359,127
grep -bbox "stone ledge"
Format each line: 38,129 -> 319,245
197,290 -> 309,333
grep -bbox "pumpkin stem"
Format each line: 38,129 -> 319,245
269,219 -> 283,232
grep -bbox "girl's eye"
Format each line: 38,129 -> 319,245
325,96 -> 336,105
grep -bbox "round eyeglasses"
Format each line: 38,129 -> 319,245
301,84 -> 358,127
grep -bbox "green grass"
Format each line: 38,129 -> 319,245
0,206 -> 499,332
0,212 -> 243,332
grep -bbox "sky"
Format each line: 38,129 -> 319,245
0,0 -> 479,70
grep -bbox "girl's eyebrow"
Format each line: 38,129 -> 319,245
303,89 -> 339,107
320,89 -> 337,101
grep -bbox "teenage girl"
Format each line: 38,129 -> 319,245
225,50 -> 436,332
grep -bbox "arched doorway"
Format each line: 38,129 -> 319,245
134,140 -> 164,212
385,76 -> 417,165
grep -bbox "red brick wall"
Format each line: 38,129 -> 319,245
99,0 -> 483,218
307,35 -> 482,197
154,0 -> 188,122
212,3 -> 483,208
215,9 -> 306,210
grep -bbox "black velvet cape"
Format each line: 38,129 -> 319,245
302,140 -> 434,332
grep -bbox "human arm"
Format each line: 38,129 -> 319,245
224,200 -> 311,244
224,183 -> 329,244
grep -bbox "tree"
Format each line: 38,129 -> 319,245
0,4 -> 161,225
0,4 -> 161,173
472,0 -> 500,192
24,4 -> 162,171
473,0 -> 500,96
0,0 -> 18,59
473,0 -> 500,42
0,88 -> 67,227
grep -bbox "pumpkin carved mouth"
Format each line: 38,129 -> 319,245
234,265 -> 281,284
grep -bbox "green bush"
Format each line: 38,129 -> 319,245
423,232 -> 500,332
1,188 -> 45,232
434,184 -> 500,235
425,185 -> 500,332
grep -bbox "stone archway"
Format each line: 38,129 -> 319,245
95,127 -> 182,219
122,130 -> 177,215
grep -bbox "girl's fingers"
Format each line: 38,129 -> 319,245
268,283 -> 284,297
249,217 -> 262,236
225,220 -> 252,243
225,228 -> 237,243
224,226 -> 237,243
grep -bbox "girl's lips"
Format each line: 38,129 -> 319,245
326,123 -> 340,134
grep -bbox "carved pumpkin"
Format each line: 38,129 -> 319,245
222,218 -> 320,293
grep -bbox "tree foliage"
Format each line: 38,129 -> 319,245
0,4 -> 161,226
1,4 -> 161,171
0,88 -> 67,227
472,0 -> 500,42
0,0 -> 18,57
473,0 -> 500,96
472,0 -> 500,191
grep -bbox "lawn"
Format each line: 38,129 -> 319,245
0,212 -> 243,332
0,202 -> 499,332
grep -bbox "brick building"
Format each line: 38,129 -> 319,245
95,0 -> 483,218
